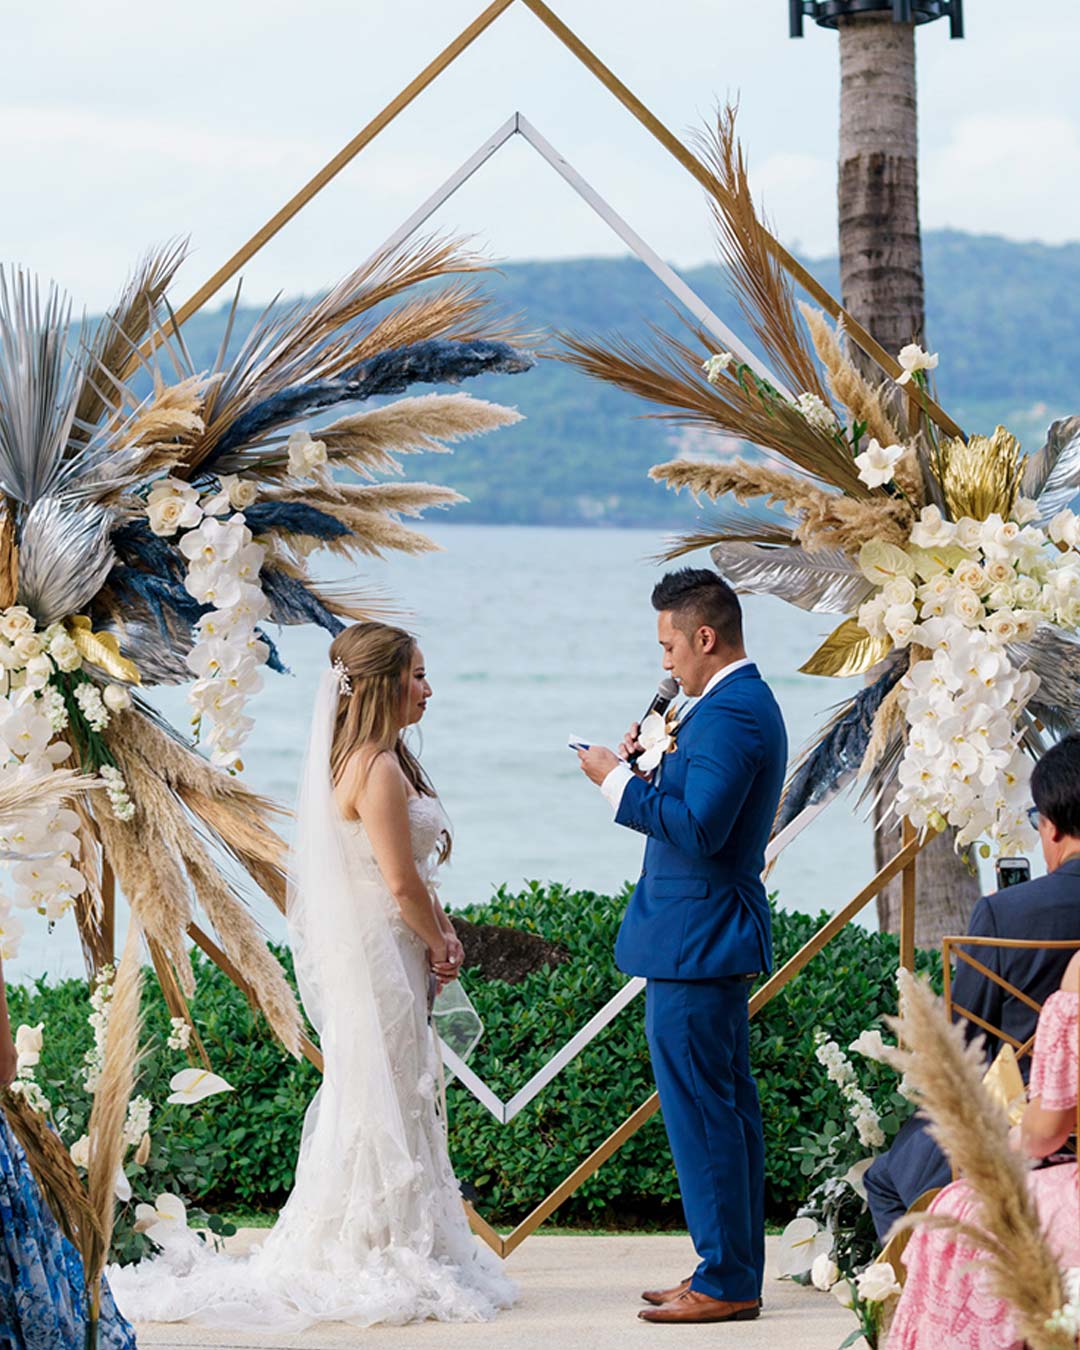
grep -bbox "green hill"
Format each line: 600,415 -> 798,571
173,231 -> 1080,527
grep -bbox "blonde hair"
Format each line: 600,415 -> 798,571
328,622 -> 449,859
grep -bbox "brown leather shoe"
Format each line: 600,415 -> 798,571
638,1289 -> 760,1324
641,1277 -> 692,1306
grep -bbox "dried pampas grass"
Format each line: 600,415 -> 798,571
652,457 -> 912,552
84,918 -> 144,1321
882,972 -> 1068,1350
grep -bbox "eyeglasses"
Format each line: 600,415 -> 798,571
1027,805 -> 1042,829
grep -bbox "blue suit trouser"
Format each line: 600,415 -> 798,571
645,977 -> 764,1303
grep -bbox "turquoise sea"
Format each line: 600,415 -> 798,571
5,524 -> 1009,983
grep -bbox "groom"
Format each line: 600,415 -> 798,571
578,568 -> 787,1325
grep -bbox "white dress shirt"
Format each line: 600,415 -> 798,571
599,657 -> 755,814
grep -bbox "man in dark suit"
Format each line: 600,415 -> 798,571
578,569 -> 787,1324
865,732 -> 1080,1239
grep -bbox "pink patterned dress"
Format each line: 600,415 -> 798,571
888,990 -> 1080,1350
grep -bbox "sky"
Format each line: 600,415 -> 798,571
5,0 -> 1080,311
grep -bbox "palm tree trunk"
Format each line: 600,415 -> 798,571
837,12 -> 980,942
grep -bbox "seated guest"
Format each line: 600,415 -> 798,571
865,733 -> 1080,1240
888,950 -> 1080,1348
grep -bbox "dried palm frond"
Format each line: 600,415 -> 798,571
799,304 -> 913,487
882,973 -> 1068,1350
1,1088 -> 103,1253
695,107 -> 829,406
563,326 -> 864,496
84,918 -> 144,1321
657,510 -> 795,560
0,766 -> 98,824
857,682 -> 906,781
245,392 -> 522,482
71,797 -> 110,975
73,242 -> 187,436
17,498 -> 116,625
652,456 -> 911,551
939,427 -> 1024,522
0,504 -> 17,609
776,655 -> 907,829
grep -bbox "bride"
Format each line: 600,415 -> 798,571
111,621 -> 515,1329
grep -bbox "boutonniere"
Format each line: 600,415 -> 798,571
637,706 -> 680,772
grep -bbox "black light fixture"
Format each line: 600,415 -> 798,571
789,0 -> 964,37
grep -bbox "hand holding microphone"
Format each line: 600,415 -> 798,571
625,676 -> 679,770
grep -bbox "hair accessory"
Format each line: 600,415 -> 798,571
332,658 -> 352,696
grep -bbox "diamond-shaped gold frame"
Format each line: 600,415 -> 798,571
155,0 -> 942,1255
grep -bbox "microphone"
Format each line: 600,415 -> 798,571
628,676 -> 679,769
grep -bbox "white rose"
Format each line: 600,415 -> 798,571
953,560 -> 986,593
287,430 -> 329,477
811,1253 -> 840,1292
14,1022 -> 42,1068
221,474 -> 257,510
955,517 -> 984,550
882,577 -> 916,608
1049,511 -> 1080,549
858,597 -> 888,638
13,634 -> 42,663
69,1134 -> 91,1170
950,589 -> 984,626
1015,575 -> 1041,606
0,608 -> 35,643
22,654 -> 54,692
984,558 -> 1013,586
103,684 -> 132,713
855,1262 -> 901,1304
986,583 -> 1016,611
854,438 -> 905,490
48,632 -> 81,673
148,494 -> 202,537
884,605 -> 917,647
147,477 -> 198,506
895,343 -> 938,386
909,505 -> 957,550
984,610 -> 1020,644
1012,496 -> 1041,525
1013,610 -> 1039,642
920,573 -> 954,603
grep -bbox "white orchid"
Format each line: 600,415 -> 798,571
895,343 -> 938,386
635,710 -> 677,774
166,1067 -> 235,1105
854,438 -> 905,489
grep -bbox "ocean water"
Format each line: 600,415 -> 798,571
7,524 -> 958,982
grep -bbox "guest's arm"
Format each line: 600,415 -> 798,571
1016,953 -> 1080,1158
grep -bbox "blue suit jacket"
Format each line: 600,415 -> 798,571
614,663 -> 788,981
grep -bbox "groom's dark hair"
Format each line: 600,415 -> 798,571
1032,733 -> 1080,838
652,568 -> 743,648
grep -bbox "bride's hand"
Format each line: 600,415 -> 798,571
439,933 -> 465,981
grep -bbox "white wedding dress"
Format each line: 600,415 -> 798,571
109,671 -> 515,1330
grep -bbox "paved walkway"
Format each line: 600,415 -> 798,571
133,1233 -> 859,1350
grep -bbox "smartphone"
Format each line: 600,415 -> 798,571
567,735 -> 593,751
995,857 -> 1031,889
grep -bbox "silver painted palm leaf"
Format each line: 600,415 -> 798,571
1011,625 -> 1080,735
709,541 -> 873,614
1020,416 -> 1080,523
17,498 -> 116,626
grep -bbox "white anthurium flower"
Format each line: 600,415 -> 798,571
776,1217 -> 833,1278
909,505 -> 957,550
854,438 -> 905,489
895,343 -> 939,385
14,1022 -> 43,1069
635,710 -> 676,774
114,1166 -> 132,1203
134,1192 -> 189,1244
810,1253 -> 840,1292
167,1067 -> 235,1105
856,1263 -> 902,1304
859,540 -> 916,588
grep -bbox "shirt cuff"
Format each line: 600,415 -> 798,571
601,762 -> 634,815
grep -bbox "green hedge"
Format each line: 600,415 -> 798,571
10,883 -> 941,1233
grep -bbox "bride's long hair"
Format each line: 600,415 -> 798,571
328,622 -> 450,858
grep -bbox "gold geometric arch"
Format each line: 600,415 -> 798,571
125,0 -> 942,1255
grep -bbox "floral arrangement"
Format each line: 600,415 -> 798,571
0,238 -> 531,1054
563,107 -> 1080,858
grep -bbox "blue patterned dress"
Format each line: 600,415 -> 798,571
0,1115 -> 136,1349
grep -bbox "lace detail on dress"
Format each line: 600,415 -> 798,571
1028,990 -> 1079,1112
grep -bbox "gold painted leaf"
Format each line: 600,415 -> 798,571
68,616 -> 141,685
799,618 -> 893,678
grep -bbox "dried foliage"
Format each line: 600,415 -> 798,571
652,457 -> 912,552
882,973 -> 1069,1350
